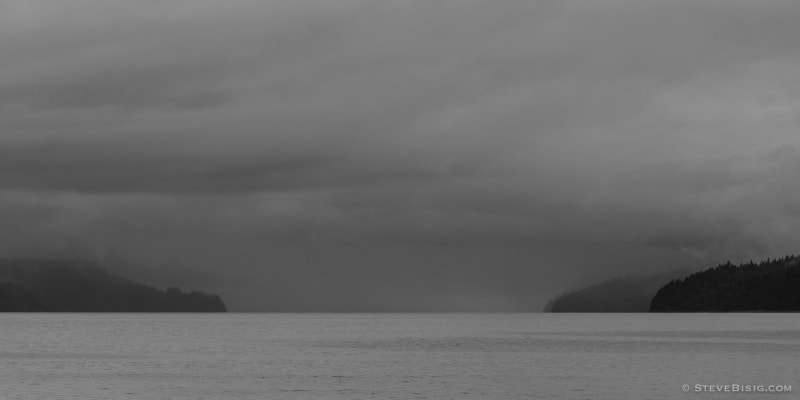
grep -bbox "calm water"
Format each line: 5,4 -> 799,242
1,313 -> 798,399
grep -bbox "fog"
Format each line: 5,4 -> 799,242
2,1 -> 800,310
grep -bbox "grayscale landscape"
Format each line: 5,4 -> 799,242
1,1 -> 799,398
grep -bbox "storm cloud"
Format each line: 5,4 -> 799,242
2,0 -> 800,310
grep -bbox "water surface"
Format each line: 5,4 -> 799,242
1,313 -> 797,399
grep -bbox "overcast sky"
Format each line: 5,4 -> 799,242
2,0 -> 800,311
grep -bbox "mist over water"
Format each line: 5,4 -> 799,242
4,2 -> 799,397
3,1 -> 800,310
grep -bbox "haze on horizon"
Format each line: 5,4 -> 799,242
1,0 -> 800,311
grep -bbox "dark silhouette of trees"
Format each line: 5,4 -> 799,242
0,259 -> 226,312
545,269 -> 691,312
650,255 -> 800,312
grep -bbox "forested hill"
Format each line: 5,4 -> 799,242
650,255 -> 800,312
0,259 -> 226,312
544,269 -> 691,312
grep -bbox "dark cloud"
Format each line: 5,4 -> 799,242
1,1 -> 799,310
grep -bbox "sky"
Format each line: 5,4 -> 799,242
1,0 -> 800,311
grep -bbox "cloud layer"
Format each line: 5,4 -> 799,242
2,1 -> 800,310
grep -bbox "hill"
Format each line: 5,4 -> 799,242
0,259 -> 226,312
650,255 -> 800,312
545,269 -> 691,312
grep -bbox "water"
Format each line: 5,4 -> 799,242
1,313 -> 798,399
